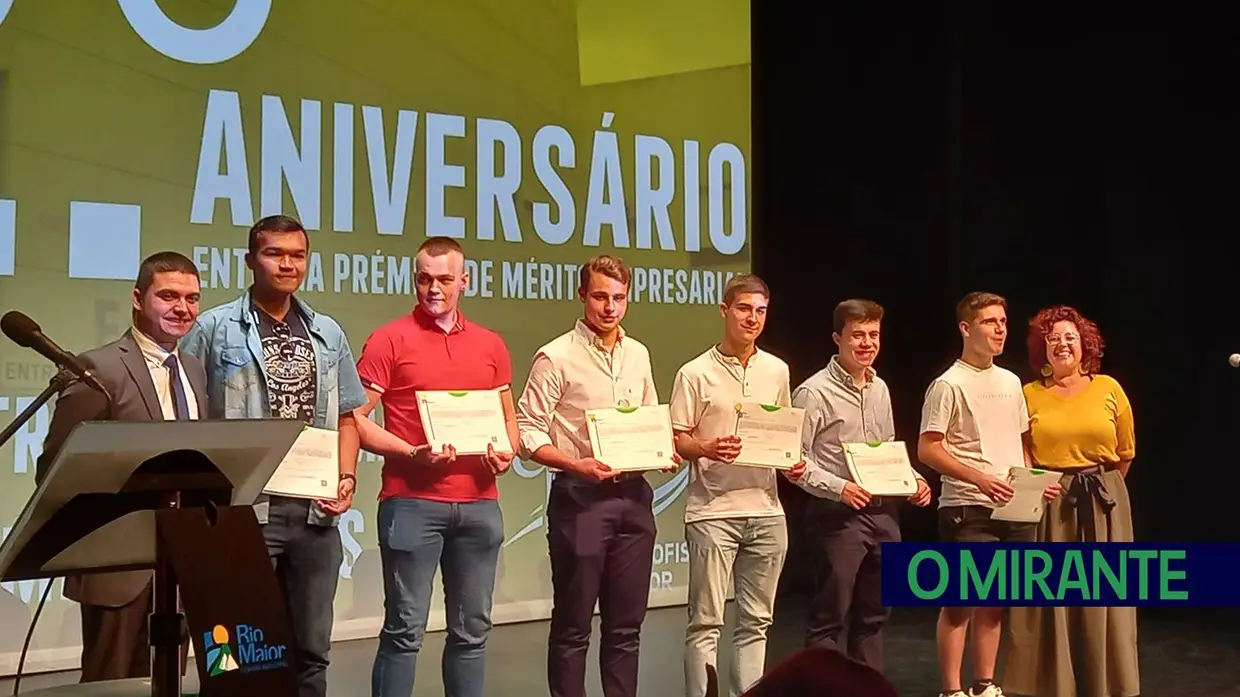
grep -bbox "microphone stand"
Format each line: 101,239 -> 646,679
0,368 -> 78,451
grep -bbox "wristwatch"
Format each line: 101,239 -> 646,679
340,472 -> 357,483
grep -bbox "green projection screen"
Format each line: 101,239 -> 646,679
0,0 -> 750,674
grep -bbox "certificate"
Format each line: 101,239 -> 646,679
731,402 -> 804,469
264,426 -> 339,501
417,389 -> 510,455
991,467 -> 1057,523
842,441 -> 918,496
585,404 -> 676,472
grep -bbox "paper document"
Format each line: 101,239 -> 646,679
585,404 -> 676,471
732,403 -> 804,469
843,441 -> 918,496
263,426 -> 339,500
417,389 -> 510,455
990,467 -> 1057,523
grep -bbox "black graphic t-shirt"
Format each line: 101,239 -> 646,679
253,303 -> 318,424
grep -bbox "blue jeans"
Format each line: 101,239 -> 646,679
371,498 -> 504,697
264,496 -> 343,697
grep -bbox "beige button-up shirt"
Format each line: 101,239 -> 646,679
516,320 -> 659,469
669,345 -> 789,523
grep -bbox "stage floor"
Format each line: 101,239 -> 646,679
3,603 -> 1238,696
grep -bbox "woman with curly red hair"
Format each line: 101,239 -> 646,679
1003,305 -> 1139,697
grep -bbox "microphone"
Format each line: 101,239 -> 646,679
1231,354 -> 1240,368
1,311 -> 109,396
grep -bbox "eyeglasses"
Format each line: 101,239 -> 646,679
1045,333 -> 1080,345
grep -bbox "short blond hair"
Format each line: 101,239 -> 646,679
418,236 -> 463,257
578,255 -> 631,292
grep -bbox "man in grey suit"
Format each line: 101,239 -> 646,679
36,251 -> 206,683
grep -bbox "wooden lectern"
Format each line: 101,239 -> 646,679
0,419 -> 307,697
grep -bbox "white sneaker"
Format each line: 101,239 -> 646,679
969,685 -> 1005,697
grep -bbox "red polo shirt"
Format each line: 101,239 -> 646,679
356,308 -> 513,502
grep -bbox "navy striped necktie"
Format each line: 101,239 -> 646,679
163,354 -> 191,421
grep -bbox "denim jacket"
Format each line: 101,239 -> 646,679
180,289 -> 367,528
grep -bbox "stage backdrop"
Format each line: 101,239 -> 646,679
0,0 -> 750,676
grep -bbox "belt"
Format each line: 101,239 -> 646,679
606,472 -> 642,484
553,471 -> 643,486
812,497 -> 892,514
1036,464 -> 1115,541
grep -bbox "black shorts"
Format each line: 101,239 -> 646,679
938,505 -> 1037,543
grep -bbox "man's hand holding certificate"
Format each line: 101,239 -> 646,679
417,388 -> 511,451
990,467 -> 1063,522
265,426 -> 339,501
731,402 -> 804,469
842,441 -> 919,497
585,404 -> 678,473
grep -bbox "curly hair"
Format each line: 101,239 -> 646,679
1026,305 -> 1105,377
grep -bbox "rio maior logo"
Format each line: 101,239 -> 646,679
204,624 -> 288,676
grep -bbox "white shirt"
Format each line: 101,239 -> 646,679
919,359 -> 1027,508
669,345 -> 789,523
517,320 -> 658,465
131,327 -> 200,421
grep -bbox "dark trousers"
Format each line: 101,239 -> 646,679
804,499 -> 900,671
265,496 -> 344,697
79,583 -> 189,683
546,476 -> 656,697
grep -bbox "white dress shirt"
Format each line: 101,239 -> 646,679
131,327 -> 199,421
516,320 -> 658,464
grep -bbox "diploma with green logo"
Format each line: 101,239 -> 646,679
265,425 -> 339,501
416,389 -> 511,456
732,402 -> 805,469
842,441 -> 918,496
585,404 -> 676,471
990,467 -> 1054,523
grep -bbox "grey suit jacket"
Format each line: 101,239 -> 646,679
35,330 -> 209,608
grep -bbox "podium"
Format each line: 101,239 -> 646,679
0,419 -> 308,697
